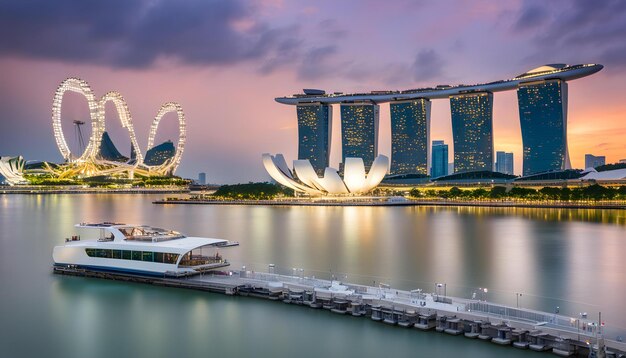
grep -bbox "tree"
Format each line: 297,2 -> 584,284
489,186 -> 507,199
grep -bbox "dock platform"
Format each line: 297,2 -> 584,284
53,265 -> 626,357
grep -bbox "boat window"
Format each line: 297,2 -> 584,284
178,246 -> 223,267
142,251 -> 154,262
95,249 -> 112,258
84,249 -> 178,264
163,253 -> 178,264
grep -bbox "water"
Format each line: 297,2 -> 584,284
1,194 -> 625,357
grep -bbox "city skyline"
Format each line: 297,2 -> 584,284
1,1 -> 626,182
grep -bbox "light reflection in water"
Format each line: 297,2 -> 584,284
1,194 -> 625,357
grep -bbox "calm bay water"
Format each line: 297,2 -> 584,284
1,194 -> 625,357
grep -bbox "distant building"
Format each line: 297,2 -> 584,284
450,92 -> 494,173
448,162 -> 454,175
517,79 -> 570,175
430,140 -> 448,178
144,140 -> 175,166
340,103 -> 379,170
390,98 -> 431,175
620,159 -> 626,164
495,151 -> 514,175
585,154 -> 606,169
198,172 -> 206,185
98,131 -> 128,163
297,103 -> 332,176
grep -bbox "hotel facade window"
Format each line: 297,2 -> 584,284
517,79 -> 570,175
296,103 -> 332,176
340,103 -> 379,171
390,99 -> 431,175
450,92 -> 494,173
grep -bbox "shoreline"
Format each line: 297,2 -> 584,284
1,187 -> 189,195
153,198 -> 626,209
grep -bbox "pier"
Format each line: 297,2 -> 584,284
53,265 -> 626,357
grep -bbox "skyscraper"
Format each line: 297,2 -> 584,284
431,140 -> 448,178
297,103 -> 332,176
198,172 -> 206,185
390,98 -> 431,175
340,102 -> 379,170
450,92 -> 494,173
517,79 -> 570,175
495,151 -> 514,175
585,154 -> 605,169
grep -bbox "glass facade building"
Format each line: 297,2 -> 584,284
297,103 -> 332,176
431,140 -> 448,178
389,99 -> 431,175
450,92 -> 494,173
517,79 -> 570,176
584,154 -> 605,169
340,103 -> 379,170
495,151 -> 514,175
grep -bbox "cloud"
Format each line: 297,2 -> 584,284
296,46 -> 338,80
0,0 -> 301,68
515,0 -> 626,70
513,5 -> 548,31
412,49 -> 444,82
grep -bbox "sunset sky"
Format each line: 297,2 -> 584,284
0,0 -> 625,183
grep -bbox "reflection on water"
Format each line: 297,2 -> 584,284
1,194 -> 625,357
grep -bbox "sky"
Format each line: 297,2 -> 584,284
0,0 -> 625,183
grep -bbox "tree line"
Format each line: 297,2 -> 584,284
409,184 -> 626,201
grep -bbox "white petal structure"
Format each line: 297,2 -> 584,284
262,153 -> 388,195
0,156 -> 27,185
343,158 -> 367,193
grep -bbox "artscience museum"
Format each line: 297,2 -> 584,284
262,153 -> 389,195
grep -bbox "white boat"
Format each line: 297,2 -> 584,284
53,222 -> 231,276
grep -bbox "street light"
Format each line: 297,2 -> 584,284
435,283 -> 447,299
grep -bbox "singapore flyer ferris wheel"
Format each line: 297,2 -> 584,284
51,77 -> 186,177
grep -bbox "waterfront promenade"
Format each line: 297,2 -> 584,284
154,197 -> 626,209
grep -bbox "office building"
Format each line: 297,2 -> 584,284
517,79 -> 570,175
198,172 -> 206,185
340,103 -> 379,170
495,151 -> 514,175
585,154 -> 605,169
450,92 -> 494,173
296,103 -> 332,176
390,98 -> 431,175
431,140 -> 448,178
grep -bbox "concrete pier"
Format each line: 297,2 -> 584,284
53,265 -> 626,357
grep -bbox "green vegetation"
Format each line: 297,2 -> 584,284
23,174 -> 189,187
134,176 -> 190,187
211,182 -> 293,200
23,174 -> 77,186
408,184 -> 626,201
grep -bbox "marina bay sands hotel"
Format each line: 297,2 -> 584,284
275,63 -> 603,177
